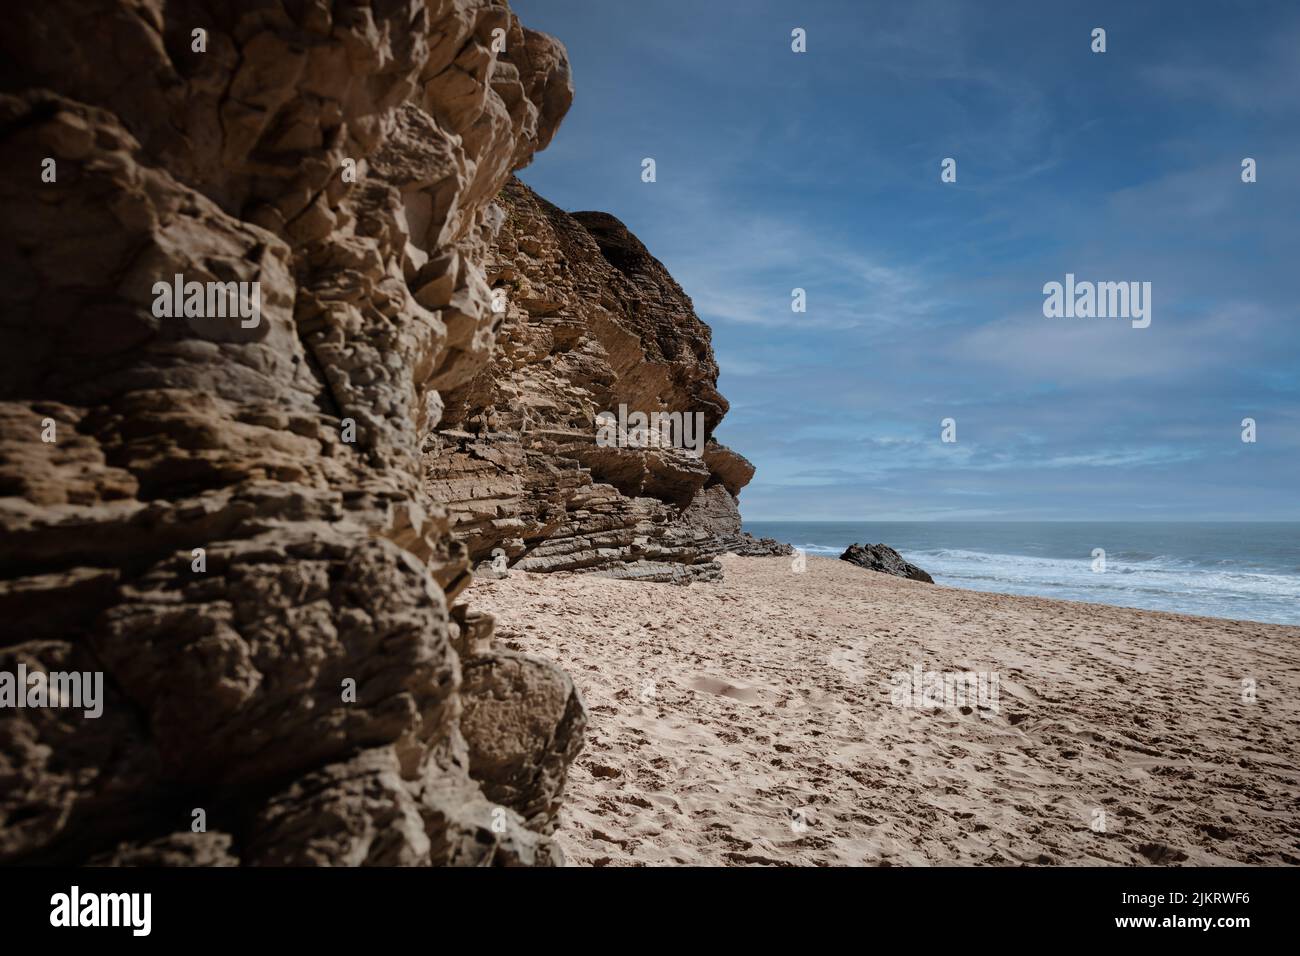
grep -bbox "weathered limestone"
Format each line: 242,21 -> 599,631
0,0 -> 582,866
430,178 -> 789,583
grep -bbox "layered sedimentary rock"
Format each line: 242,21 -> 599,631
0,0 -> 586,866
840,543 -> 934,583
428,178 -> 788,583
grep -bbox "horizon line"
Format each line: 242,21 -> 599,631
741,518 -> 1300,524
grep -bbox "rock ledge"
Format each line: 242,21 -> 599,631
840,543 -> 934,583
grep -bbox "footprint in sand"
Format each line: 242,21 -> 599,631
690,676 -> 761,703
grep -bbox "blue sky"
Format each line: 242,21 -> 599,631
513,0 -> 1300,520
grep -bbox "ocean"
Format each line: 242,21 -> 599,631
742,521 -> 1300,626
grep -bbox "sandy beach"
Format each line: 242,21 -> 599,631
470,554 -> 1300,866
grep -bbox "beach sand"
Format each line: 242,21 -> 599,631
469,554 -> 1300,866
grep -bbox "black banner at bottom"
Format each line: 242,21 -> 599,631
0,865 -> 1285,941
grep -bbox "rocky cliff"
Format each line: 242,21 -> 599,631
430,177 -> 785,583
0,0 -> 769,866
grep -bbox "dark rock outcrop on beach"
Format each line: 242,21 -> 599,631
840,543 -> 934,583
732,535 -> 795,557
427,176 -> 774,582
0,0 -> 590,867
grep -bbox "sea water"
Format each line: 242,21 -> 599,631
743,521 -> 1300,626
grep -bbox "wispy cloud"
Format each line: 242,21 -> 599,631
517,0 -> 1300,520
1140,22 -> 1300,116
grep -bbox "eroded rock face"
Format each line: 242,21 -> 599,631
840,543 -> 934,584
0,0 -> 584,866
429,178 -> 787,582
459,649 -> 585,833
